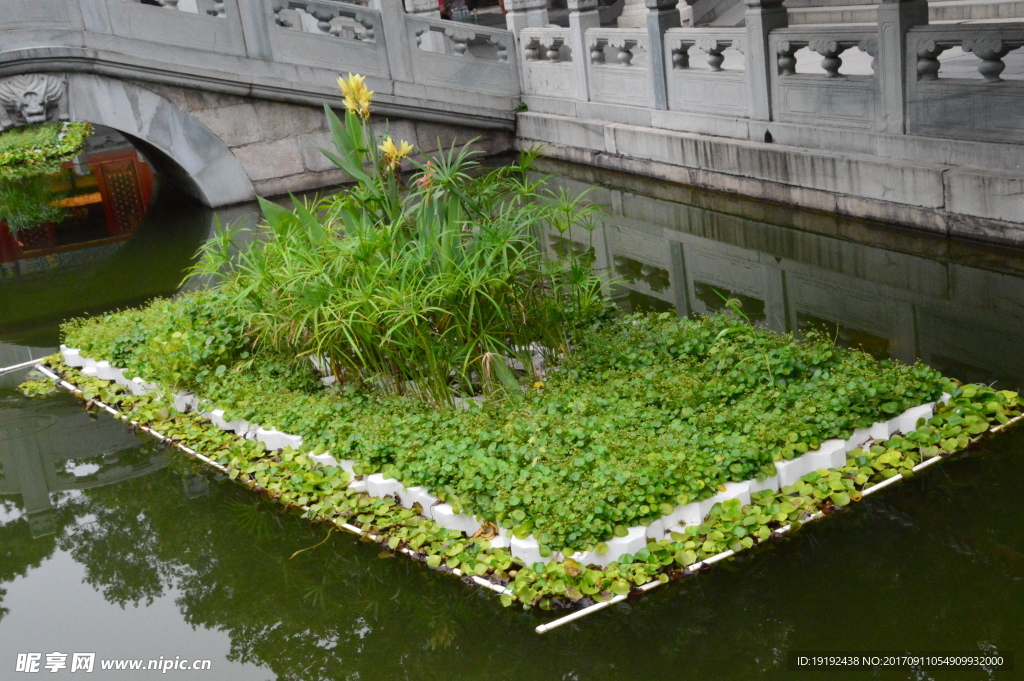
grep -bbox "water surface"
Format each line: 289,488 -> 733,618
2,157 -> 1023,680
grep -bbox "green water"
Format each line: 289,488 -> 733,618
2,160 -> 1023,680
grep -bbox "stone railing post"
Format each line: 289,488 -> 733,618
568,0 -> 600,101
744,0 -> 788,122
877,0 -> 927,134
646,0 -> 680,110
236,0 -> 273,61
505,0 -> 550,39
364,0 -> 413,82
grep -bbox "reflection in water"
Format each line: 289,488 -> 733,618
1,126 -> 154,278
542,160 -> 1024,391
2,160 -> 1024,679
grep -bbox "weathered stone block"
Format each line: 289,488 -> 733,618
193,103 -> 263,147
233,138 -> 305,182
253,100 -> 325,141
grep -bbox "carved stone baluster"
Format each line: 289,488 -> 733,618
354,12 -> 375,42
541,36 -> 565,63
696,38 -> 727,71
207,0 -> 225,17
809,38 -> 845,78
963,37 -> 1013,83
670,40 -> 691,69
309,6 -> 337,34
917,40 -> 946,81
445,26 -> 476,56
777,40 -> 799,76
858,37 -> 878,73
490,35 -> 510,63
590,39 -> 607,64
524,38 -> 541,61
610,38 -> 635,66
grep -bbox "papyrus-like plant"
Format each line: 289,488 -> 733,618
191,74 -> 607,405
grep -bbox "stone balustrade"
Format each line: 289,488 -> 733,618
769,26 -> 880,130
665,28 -> 748,116
907,24 -> 1024,143
586,28 -> 652,107
520,27 -> 578,99
273,0 -> 376,41
405,15 -> 518,96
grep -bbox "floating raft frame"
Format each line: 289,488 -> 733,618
29,361 -> 1023,635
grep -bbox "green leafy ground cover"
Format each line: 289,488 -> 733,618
62,298 -> 948,555
20,359 -> 1021,610
0,121 -> 92,234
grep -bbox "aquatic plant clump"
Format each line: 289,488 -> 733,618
21,359 -> 1022,613
61,297 -> 950,554
188,74 -> 606,406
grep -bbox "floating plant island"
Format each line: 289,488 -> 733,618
22,310 -> 1023,632
19,77 -> 1023,631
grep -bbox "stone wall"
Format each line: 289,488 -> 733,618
145,84 -> 514,198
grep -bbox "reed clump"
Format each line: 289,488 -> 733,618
190,74 -> 606,405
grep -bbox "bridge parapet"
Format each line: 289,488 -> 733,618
0,0 -> 520,123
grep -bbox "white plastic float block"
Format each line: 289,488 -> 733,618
348,478 -> 367,492
254,427 -> 302,451
665,500 -> 702,528
939,392 -> 952,406
697,481 -> 751,520
399,486 -> 438,516
126,378 -> 150,396
223,417 -> 250,435
643,517 -> 665,540
895,403 -> 934,434
61,346 -> 86,368
173,392 -> 198,414
776,456 -> 815,488
81,366 -> 98,378
366,473 -> 404,499
569,549 -> 596,566
595,526 -> 648,567
806,439 -> 847,470
431,504 -> 482,536
748,474 -> 780,495
489,526 -> 512,549
845,426 -> 874,452
309,452 -> 340,468
510,535 -> 544,566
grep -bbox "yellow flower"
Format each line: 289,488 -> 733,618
378,136 -> 414,168
337,73 -> 373,119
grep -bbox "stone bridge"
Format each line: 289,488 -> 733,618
0,0 -> 522,205
2,0 -> 1024,244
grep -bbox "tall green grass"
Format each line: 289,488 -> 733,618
191,98 -> 607,405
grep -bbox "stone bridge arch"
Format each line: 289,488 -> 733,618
63,73 -> 256,207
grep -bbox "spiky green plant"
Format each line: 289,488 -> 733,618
190,77 -> 607,405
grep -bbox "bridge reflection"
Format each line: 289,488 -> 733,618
0,399 -> 167,538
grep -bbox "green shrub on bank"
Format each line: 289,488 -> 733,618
62,294 -> 948,554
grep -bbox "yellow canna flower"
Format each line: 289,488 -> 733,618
378,136 -> 398,157
378,136 -> 414,168
337,73 -> 373,119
